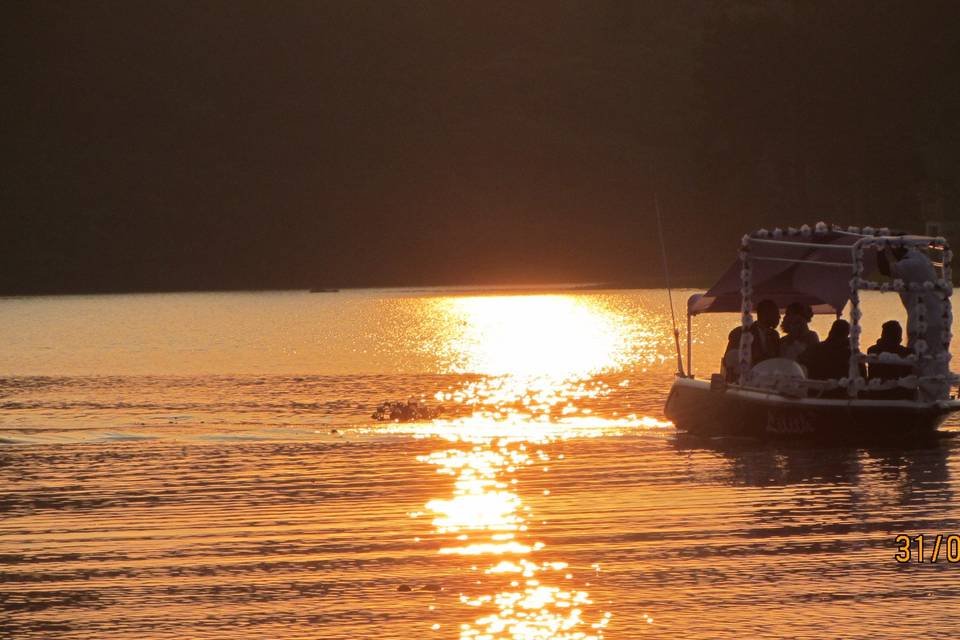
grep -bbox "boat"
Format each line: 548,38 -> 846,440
664,223 -> 960,441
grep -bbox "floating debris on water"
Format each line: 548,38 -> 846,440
372,399 -> 443,422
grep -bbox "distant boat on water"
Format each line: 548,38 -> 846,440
309,288 -> 340,293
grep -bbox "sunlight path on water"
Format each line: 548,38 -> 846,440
4,290 -> 960,638
421,294 -> 667,419
395,295 -> 671,638
432,295 -> 638,378
414,429 -> 615,639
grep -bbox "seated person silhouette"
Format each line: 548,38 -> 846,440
780,302 -> 819,361
722,299 -> 781,382
799,320 -> 864,396
867,320 -> 913,398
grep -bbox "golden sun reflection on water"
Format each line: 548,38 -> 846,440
434,295 -> 635,379
417,437 -> 613,639
423,294 -> 663,421
408,295 -> 668,638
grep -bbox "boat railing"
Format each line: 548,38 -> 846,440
735,228 -> 953,400
847,234 -> 953,398
854,352 -> 947,365
734,370 -> 960,400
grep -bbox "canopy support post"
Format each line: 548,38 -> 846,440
686,311 -> 692,378
943,241 -> 953,356
848,241 -> 865,397
738,235 -> 753,386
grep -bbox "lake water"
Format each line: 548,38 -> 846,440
2,288 -> 960,639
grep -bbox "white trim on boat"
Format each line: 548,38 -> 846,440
747,237 -> 855,250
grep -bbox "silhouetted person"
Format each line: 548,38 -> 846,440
867,320 -> 912,381
780,302 -> 819,361
879,239 -> 949,400
800,319 -> 857,382
722,299 -> 780,381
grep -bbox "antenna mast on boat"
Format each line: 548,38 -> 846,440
654,193 -> 685,377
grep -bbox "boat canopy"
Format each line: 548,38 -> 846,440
688,226 -> 882,316
679,223 -> 954,399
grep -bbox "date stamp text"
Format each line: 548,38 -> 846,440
895,534 -> 960,563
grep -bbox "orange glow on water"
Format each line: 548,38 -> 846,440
408,295 -> 658,638
433,295 -> 636,379
413,294 -> 666,434
419,435 -> 612,639
4,290 -> 958,639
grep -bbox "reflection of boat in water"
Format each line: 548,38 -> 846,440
665,224 -> 960,441
675,432 -> 952,488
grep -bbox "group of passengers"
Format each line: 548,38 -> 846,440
717,239 -> 948,401
722,300 -> 912,387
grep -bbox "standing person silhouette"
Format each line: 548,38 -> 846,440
879,241 -> 949,400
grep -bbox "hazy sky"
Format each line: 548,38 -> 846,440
2,1 -> 958,293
